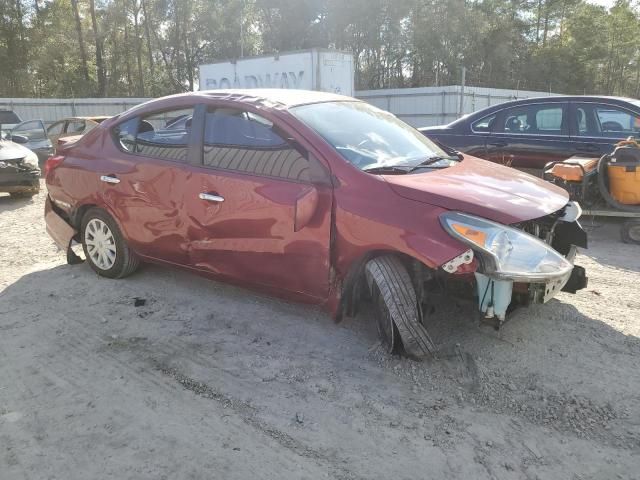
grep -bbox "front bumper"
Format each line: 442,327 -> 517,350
475,230 -> 588,325
0,171 -> 40,193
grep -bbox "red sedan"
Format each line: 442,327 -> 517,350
44,90 -> 587,358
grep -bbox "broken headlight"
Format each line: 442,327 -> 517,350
440,212 -> 573,282
22,151 -> 39,170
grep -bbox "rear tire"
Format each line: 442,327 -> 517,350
365,256 -> 436,359
622,219 -> 640,245
81,208 -> 140,279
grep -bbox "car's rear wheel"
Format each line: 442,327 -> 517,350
81,208 -> 140,278
622,219 -> 640,245
365,256 -> 436,359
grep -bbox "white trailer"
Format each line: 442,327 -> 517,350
198,49 -> 354,96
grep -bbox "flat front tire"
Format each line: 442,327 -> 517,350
81,208 -> 140,279
365,256 -> 436,359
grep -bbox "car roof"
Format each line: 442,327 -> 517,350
64,116 -> 111,121
198,89 -> 357,108
438,95 -> 640,128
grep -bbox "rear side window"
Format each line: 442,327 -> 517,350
471,114 -> 496,132
67,120 -> 86,134
136,108 -> 193,162
499,104 -> 565,135
114,118 -> 138,152
113,107 -> 194,161
202,108 -> 309,181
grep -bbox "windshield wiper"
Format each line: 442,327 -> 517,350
363,155 -> 461,175
362,165 -> 413,174
407,155 -> 461,172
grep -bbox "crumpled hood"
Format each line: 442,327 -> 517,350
383,155 -> 569,224
0,140 -> 31,162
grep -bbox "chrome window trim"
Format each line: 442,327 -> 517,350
471,101 -> 569,136
571,101 -> 640,140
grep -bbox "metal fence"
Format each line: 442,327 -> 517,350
356,85 -> 559,127
1,86 -> 558,129
0,98 -> 149,127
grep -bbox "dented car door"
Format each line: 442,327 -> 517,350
184,105 -> 333,301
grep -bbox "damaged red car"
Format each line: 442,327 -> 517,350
44,90 -> 588,358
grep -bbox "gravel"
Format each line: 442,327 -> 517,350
1,184 -> 639,479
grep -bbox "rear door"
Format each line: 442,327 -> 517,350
487,102 -> 572,171
569,102 -> 640,157
102,106 -> 197,264
184,105 -> 333,301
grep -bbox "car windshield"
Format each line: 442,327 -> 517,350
291,101 -> 457,172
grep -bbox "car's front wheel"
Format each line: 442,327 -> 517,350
365,256 -> 436,359
81,208 -> 140,278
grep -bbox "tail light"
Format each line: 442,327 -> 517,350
45,155 -> 65,176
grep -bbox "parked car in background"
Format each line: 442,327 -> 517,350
44,90 -> 587,358
1,110 -> 53,165
0,137 -> 41,198
47,116 -> 110,147
420,96 -> 640,170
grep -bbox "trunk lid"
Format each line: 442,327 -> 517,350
382,155 -> 569,224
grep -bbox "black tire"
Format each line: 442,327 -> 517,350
365,256 -> 436,359
621,219 -> 640,245
81,207 -> 140,279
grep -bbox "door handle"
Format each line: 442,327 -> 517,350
488,140 -> 507,147
199,192 -> 225,203
100,175 -> 120,184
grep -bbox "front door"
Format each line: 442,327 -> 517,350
569,102 -> 640,157
185,106 -> 333,301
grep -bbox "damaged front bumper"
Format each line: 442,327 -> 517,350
440,205 -> 588,327
474,218 -> 588,326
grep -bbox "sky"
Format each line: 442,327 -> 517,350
588,0 -> 618,8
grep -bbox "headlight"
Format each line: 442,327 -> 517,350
22,151 -> 40,170
440,212 -> 573,282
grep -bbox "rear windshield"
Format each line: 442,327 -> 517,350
291,101 -> 452,171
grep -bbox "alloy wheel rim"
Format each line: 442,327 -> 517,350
629,225 -> 640,243
85,218 -> 116,270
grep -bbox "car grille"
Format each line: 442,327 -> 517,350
513,207 -> 565,245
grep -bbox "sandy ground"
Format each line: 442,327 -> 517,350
1,183 -> 639,480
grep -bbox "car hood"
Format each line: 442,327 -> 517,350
0,140 -> 31,161
382,155 -> 569,224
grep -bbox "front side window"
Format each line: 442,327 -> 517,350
113,107 -> 194,161
574,103 -> 640,138
499,104 -> 564,135
202,108 -> 309,181
291,101 -> 452,171
12,120 -> 47,141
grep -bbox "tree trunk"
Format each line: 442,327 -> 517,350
70,0 -> 90,83
133,0 -> 145,96
141,0 -> 155,83
88,0 -> 106,96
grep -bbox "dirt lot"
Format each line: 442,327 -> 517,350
1,183 -> 639,480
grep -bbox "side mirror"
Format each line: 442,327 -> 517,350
294,186 -> 319,232
11,134 -> 29,144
